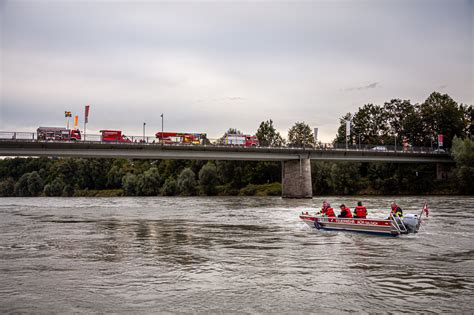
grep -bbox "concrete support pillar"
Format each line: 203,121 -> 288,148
282,158 -> 312,198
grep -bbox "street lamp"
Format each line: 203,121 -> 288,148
345,119 -> 351,150
143,122 -> 146,143
160,113 -> 164,145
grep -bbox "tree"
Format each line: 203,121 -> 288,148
122,174 -> 138,196
161,178 -> 177,196
383,99 -> 420,145
460,104 -> 473,138
0,178 -> 15,197
419,92 -> 465,148
288,122 -> 316,147
43,177 -> 65,197
451,137 -> 474,194
326,162 -> 362,194
62,184 -> 75,197
256,119 -> 284,147
177,168 -> 197,196
136,167 -> 162,196
311,162 -> 332,195
106,165 -> 126,189
199,162 -> 219,195
334,113 -> 353,144
27,171 -> 44,196
14,173 -> 31,197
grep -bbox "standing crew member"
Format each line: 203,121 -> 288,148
353,201 -> 367,218
390,202 -> 403,217
338,204 -> 353,218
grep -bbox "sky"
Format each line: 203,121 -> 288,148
0,0 -> 472,142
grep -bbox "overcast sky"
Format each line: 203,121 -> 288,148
0,0 -> 472,141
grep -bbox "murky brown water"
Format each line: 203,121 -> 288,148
1,196 -> 473,313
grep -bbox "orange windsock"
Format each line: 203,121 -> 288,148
74,115 -> 79,129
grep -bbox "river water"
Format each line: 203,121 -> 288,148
0,196 -> 473,314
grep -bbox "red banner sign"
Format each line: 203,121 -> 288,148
85,105 -> 90,124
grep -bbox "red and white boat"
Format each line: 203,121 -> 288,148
299,212 -> 423,236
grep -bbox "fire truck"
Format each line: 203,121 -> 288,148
155,132 -> 207,145
37,127 -> 81,141
223,134 -> 259,147
100,130 -> 131,143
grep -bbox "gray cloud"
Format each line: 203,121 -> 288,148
344,82 -> 380,91
1,1 -> 472,142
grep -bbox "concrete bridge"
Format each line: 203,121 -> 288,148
0,140 -> 454,198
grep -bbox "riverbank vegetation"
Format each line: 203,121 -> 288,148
0,92 -> 472,197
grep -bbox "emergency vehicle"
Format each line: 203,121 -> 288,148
100,130 -> 131,143
223,134 -> 259,147
37,127 -> 81,141
155,132 -> 207,145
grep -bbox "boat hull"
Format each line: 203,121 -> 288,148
300,215 -> 401,236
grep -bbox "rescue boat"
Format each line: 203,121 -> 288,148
299,212 -> 422,236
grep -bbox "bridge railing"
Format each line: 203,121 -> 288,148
0,131 -> 448,154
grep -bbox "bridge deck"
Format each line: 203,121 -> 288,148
0,141 -> 454,163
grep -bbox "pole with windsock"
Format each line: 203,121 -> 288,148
64,111 -> 72,129
84,105 -> 90,141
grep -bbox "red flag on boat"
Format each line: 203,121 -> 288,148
423,202 -> 429,217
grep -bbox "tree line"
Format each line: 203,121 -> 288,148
0,91 -> 472,197
334,92 -> 472,148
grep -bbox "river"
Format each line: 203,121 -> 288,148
0,196 -> 473,313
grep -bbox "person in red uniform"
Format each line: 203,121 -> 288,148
320,201 -> 336,217
390,202 -> 403,217
353,201 -> 367,218
338,204 -> 353,218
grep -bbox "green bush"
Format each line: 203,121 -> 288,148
177,168 -> 197,196
14,173 -> 31,197
199,162 -> 219,195
161,178 -> 177,196
136,167 -> 162,196
122,174 -> 138,196
43,177 -> 65,197
0,178 -> 15,197
27,171 -> 44,197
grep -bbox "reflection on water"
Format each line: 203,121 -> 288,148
0,196 -> 473,313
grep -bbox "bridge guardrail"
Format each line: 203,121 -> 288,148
0,131 -> 449,154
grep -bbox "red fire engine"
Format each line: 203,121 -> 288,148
37,127 -> 81,141
223,134 -> 259,147
155,132 -> 207,145
100,130 -> 131,143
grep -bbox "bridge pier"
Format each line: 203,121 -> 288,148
281,158 -> 312,198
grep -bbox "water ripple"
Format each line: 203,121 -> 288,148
0,196 -> 473,313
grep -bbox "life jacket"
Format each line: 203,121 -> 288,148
391,206 -> 403,217
354,206 -> 367,218
325,207 -> 335,217
340,207 -> 352,218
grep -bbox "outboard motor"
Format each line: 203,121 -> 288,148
402,214 -> 420,233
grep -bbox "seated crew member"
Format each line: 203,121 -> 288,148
320,201 -> 335,217
338,204 -> 352,218
353,201 -> 367,218
390,202 -> 403,217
